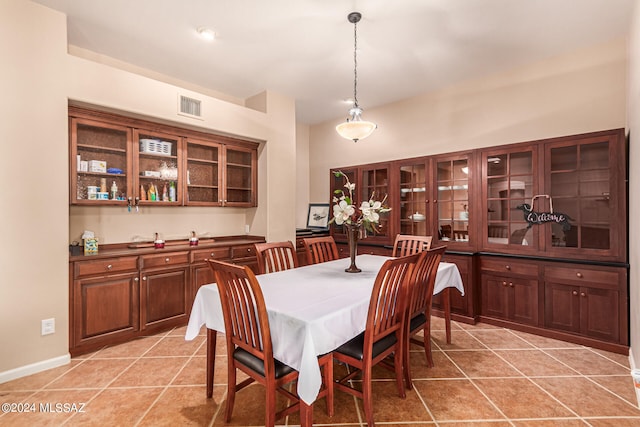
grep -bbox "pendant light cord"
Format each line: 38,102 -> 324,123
353,18 -> 359,108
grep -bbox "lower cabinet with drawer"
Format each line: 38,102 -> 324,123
480,257 -> 540,326
69,236 -> 265,356
140,251 -> 190,333
71,256 -> 140,354
544,263 -> 628,347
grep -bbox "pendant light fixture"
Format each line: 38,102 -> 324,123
335,12 -> 377,143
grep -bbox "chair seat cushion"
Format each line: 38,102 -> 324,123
335,331 -> 397,360
234,348 -> 295,379
410,312 -> 427,333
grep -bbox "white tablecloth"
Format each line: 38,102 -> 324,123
185,254 -> 463,404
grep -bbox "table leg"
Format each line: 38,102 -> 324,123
206,328 -> 217,398
300,402 -> 313,427
443,287 -> 452,344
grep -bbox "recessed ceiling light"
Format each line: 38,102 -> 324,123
197,27 -> 215,41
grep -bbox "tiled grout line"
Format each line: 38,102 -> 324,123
133,326 -> 210,427
61,328 -> 175,426
424,324 -> 517,426
473,327 -> 587,423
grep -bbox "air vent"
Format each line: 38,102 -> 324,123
178,95 -> 203,119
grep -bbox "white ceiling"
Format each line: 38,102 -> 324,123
33,0 -> 636,125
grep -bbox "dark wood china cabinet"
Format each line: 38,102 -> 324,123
330,128 -> 628,354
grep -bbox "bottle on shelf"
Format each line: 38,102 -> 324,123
140,184 -> 147,201
111,181 -> 118,200
162,183 -> 168,201
169,181 -> 176,202
148,183 -> 156,201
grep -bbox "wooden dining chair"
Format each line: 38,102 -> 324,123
254,241 -> 299,274
332,253 -> 420,427
207,259 -> 333,426
302,235 -> 339,264
392,234 -> 433,257
402,245 -> 446,388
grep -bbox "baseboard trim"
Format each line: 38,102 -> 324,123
0,354 -> 71,384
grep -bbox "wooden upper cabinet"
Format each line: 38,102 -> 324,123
133,128 -> 182,205
543,129 -> 626,262
69,107 -> 258,208
480,143 -> 540,254
70,116 -> 132,205
432,152 -> 475,250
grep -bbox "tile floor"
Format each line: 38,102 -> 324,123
1,318 -> 640,426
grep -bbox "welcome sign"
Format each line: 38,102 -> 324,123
516,195 -> 572,231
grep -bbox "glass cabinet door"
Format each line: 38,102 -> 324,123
185,139 -> 222,205
436,157 -> 470,244
71,118 -> 130,205
484,147 -> 537,249
134,129 -> 181,205
547,139 -> 611,250
223,146 -> 256,207
360,166 -> 390,241
399,162 -> 428,236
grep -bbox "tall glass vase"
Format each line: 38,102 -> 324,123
345,223 -> 362,273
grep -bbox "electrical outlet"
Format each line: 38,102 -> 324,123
245,224 -> 250,234
41,318 -> 55,335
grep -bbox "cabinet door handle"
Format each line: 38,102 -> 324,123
508,282 -> 514,287
572,290 -> 578,296
505,265 -> 511,270
106,264 -> 113,270
580,292 -> 586,297
134,277 -> 139,282
576,272 -> 583,278
502,281 -> 508,287
247,248 -> 251,252
211,253 -> 216,257
165,258 -> 170,263
142,276 -> 147,281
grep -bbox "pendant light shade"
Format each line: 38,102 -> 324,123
336,12 -> 377,143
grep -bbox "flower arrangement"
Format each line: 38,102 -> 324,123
329,170 -> 391,233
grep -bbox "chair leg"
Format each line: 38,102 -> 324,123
265,379 -> 276,427
394,346 -> 406,399
323,356 -> 334,416
403,327 -> 413,390
424,323 -> 434,368
225,365 -> 237,422
362,365 -> 375,427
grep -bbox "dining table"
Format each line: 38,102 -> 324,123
184,254 -> 464,412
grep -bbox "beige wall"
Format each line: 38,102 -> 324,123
628,2 -> 640,370
0,0 -> 296,380
296,123 -> 311,228
309,38 -> 628,202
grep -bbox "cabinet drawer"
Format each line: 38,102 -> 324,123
140,252 -> 189,269
481,258 -> 539,277
75,256 -> 138,278
191,247 -> 230,263
231,244 -> 256,260
545,266 -> 619,286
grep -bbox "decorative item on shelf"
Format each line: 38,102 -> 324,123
335,12 -> 377,143
169,181 -> 176,202
189,231 -> 199,246
329,171 -> 391,273
460,204 -> 469,220
516,194 -> 572,230
154,233 -> 165,249
82,230 -> 98,255
140,184 -> 147,201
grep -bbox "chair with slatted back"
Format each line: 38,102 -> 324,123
392,234 -> 433,257
207,259 -> 333,426
402,245 -> 446,388
254,241 -> 299,275
302,236 -> 339,265
332,253 -> 420,427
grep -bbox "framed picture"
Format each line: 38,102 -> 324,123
306,203 -> 330,230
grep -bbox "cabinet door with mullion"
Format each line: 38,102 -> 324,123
482,145 -> 539,254
544,130 -> 625,262
432,152 -> 474,250
397,159 -> 430,238
185,138 -> 222,206
360,164 -> 392,244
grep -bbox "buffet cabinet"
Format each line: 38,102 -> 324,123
330,128 -> 628,353
69,106 -> 258,207
69,236 -> 265,356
